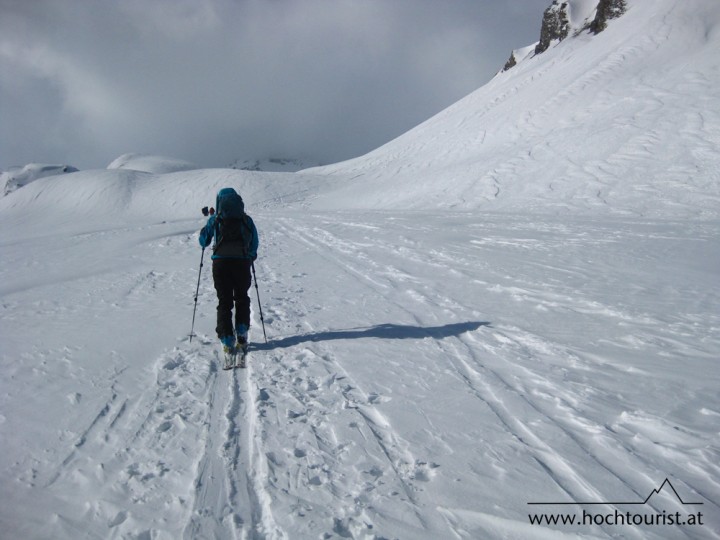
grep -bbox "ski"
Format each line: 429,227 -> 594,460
221,344 -> 248,370
222,352 -> 236,370
235,344 -> 248,369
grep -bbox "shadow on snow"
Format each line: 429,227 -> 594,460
253,321 -> 491,351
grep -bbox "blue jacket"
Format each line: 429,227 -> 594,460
199,188 -> 259,260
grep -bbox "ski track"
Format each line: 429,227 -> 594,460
258,213 -> 719,539
278,216 -> 625,536
0,222 -> 270,539
249,219 -> 442,538
2,1 -> 720,535
1,213 -> 718,539
13,336 -> 269,539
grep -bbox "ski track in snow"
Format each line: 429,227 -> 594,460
244,213 -> 718,539
2,1 -> 720,536
0,212 -> 719,539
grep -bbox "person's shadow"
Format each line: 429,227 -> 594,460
252,321 -> 491,351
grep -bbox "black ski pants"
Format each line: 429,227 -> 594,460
212,258 -> 252,339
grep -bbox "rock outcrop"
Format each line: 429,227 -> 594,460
589,0 -> 627,34
535,1 -> 571,55
501,0 -> 629,73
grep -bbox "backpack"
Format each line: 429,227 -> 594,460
214,191 -> 253,256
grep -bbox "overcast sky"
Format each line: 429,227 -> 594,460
0,0 -> 550,170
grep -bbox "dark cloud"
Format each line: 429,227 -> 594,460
0,0 -> 550,169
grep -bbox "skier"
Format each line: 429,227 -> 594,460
199,188 -> 259,367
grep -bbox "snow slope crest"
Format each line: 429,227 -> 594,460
229,157 -> 322,172
107,153 -> 198,174
1,164 -> 79,196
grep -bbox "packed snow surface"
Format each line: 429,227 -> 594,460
1,202 -> 718,539
1,0 -> 719,538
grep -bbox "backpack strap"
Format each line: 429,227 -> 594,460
238,214 -> 253,257
212,217 -> 222,254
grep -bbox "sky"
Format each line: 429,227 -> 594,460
0,0 -> 551,170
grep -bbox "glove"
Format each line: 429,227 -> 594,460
201,206 -> 209,216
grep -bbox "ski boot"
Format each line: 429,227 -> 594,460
236,325 -> 249,368
221,335 -> 237,370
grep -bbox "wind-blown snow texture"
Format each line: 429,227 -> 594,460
1,0 -> 719,539
307,0 -> 720,219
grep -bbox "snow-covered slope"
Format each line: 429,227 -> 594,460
3,0 -> 718,221
1,163 -> 79,196
1,0 -> 719,538
0,166 -> 334,236
1,204 -> 718,539
306,0 -> 720,218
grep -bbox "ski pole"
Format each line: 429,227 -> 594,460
189,248 -> 205,342
251,261 -> 268,343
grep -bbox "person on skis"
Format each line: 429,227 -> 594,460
199,188 -> 259,361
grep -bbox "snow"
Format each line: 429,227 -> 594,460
565,0 -> 599,31
304,0 -> 720,219
1,0 -> 719,539
1,163 -> 79,196
107,153 -> 199,174
506,44 -> 538,70
230,158 -> 323,173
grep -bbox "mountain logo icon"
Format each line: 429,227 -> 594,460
642,478 -> 704,506
528,478 -> 704,506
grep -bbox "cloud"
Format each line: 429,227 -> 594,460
0,0 -> 550,169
